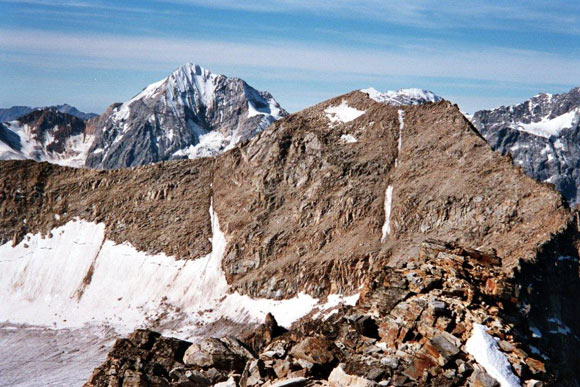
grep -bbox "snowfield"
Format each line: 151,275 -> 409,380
0,201 -> 360,385
513,108 -> 580,138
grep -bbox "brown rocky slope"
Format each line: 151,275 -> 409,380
1,91 -> 580,384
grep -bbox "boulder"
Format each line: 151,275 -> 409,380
328,364 -> 376,386
183,337 -> 246,372
289,337 -> 336,366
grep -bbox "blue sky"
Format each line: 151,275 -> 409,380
1,0 -> 579,114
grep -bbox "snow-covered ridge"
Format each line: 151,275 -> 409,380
0,203 -> 358,340
90,63 -> 287,168
361,87 -> 443,106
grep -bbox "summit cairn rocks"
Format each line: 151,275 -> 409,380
85,241 -> 553,386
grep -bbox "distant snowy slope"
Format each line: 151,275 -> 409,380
472,87 -> 580,204
361,87 -> 443,106
0,108 -> 93,167
86,63 -> 287,169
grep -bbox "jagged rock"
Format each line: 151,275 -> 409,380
289,337 -> 336,367
469,369 -> 500,387
240,359 -> 269,387
245,313 -> 288,354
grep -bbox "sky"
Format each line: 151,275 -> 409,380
1,0 -> 579,114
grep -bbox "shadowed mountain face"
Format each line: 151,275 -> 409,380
1,91 -> 579,385
472,87 -> 580,204
0,108 -> 92,167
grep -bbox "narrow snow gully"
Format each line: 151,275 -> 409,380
381,109 -> 405,242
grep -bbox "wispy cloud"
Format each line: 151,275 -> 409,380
158,0 -> 580,34
2,29 -> 579,86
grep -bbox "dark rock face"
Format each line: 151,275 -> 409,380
85,63 -> 287,169
86,241 -> 574,386
472,87 -> 580,204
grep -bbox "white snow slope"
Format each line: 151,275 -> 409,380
325,100 -> 365,126
513,108 -> 580,138
465,324 -> 520,387
0,202 -> 358,385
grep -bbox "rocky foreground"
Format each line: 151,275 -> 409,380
86,239 -> 576,386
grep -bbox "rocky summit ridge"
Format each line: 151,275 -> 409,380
1,90 -> 580,385
86,240 -> 572,386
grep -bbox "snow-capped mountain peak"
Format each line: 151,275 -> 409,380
472,86 -> 580,204
85,63 -> 288,169
361,87 -> 443,106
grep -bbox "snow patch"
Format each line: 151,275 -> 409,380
381,185 -> 394,242
465,324 -> 520,387
514,108 -> 580,138
397,109 -> 405,152
325,100 -> 365,126
0,203 -> 340,339
340,134 -> 358,143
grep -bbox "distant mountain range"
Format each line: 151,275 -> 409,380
0,64 -> 448,171
4,64 -> 580,208
0,104 -> 98,122
0,64 -> 288,169
472,87 -> 580,204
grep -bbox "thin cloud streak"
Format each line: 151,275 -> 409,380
158,0 -> 580,34
2,29 -> 580,86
